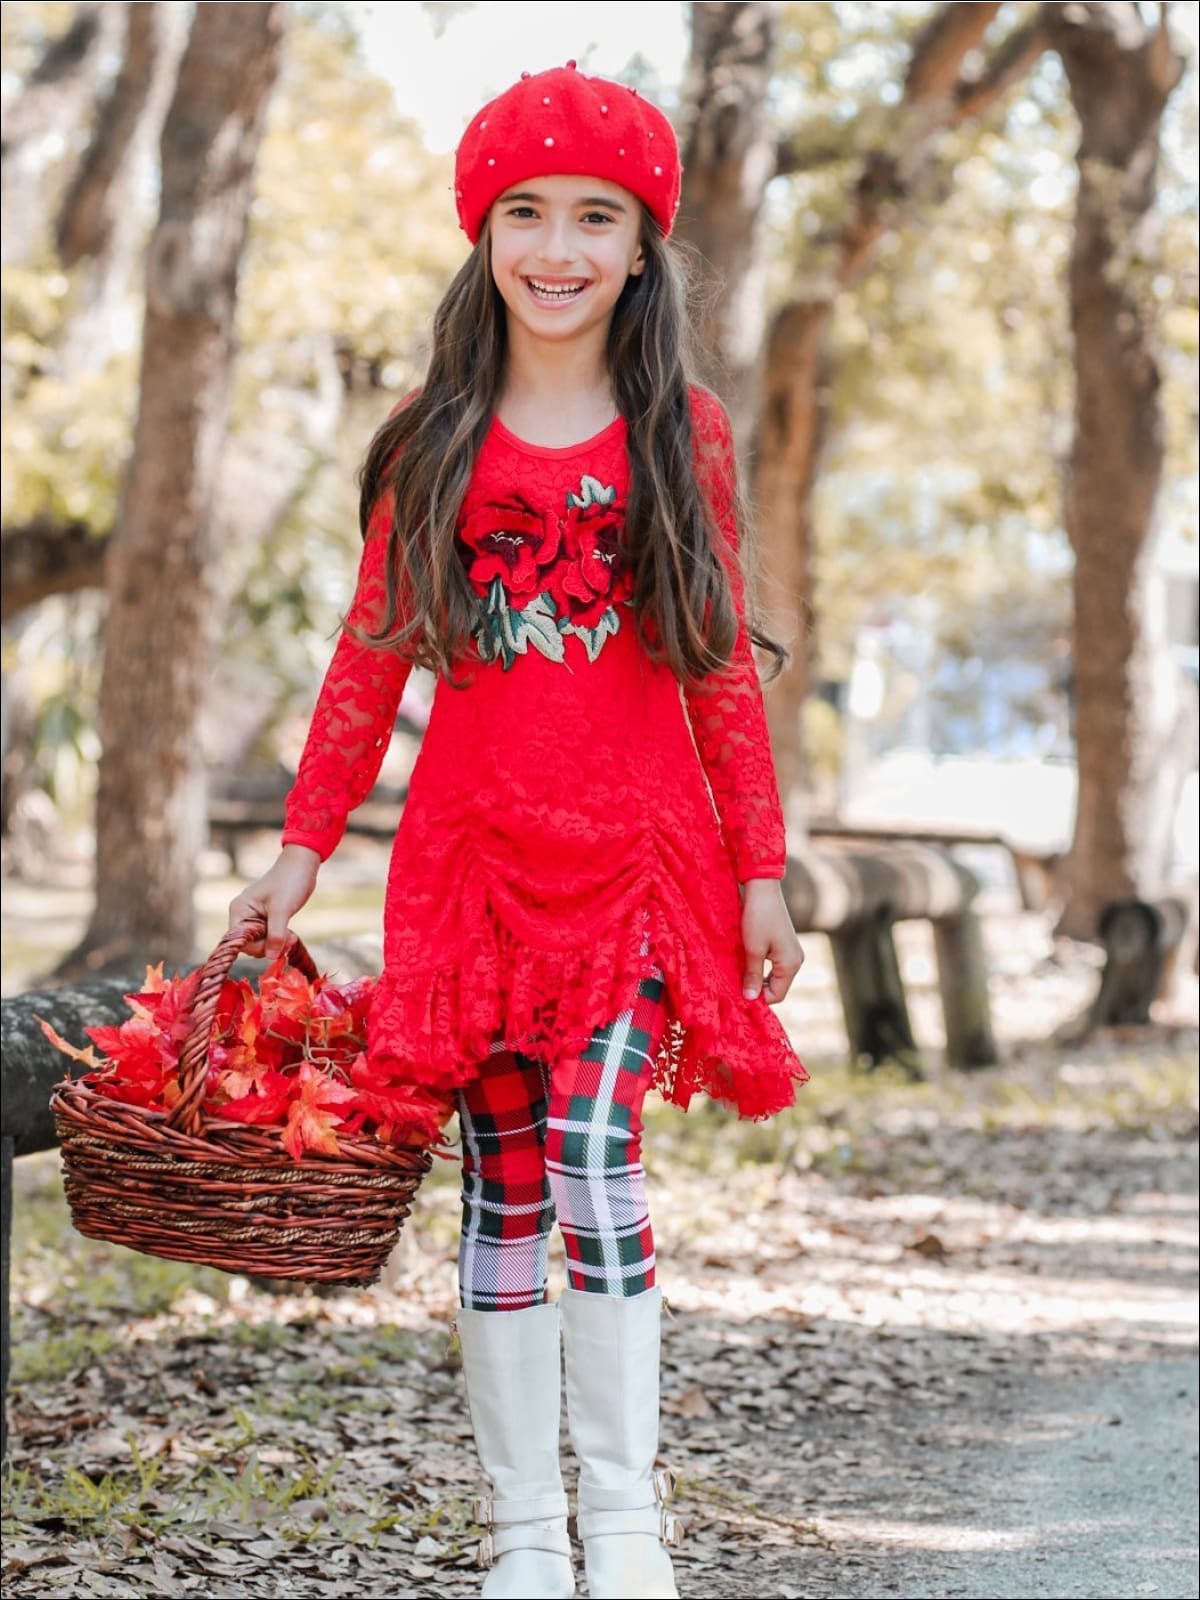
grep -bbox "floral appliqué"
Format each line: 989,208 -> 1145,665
458,475 -> 634,670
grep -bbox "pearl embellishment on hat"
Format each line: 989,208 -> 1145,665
545,136 -> 554,147
542,95 -> 550,104
654,165 -> 662,176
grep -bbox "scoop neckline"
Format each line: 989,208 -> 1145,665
489,411 -> 626,459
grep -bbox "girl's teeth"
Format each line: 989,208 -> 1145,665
529,281 -> 586,299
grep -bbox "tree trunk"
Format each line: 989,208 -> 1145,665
55,1 -> 190,371
752,297 -> 830,807
675,1 -> 780,447
49,3 -> 286,982
1046,1 -> 1187,940
754,4 -> 1048,803
0,1 -> 127,266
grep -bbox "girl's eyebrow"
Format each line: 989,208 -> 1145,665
498,190 -> 627,213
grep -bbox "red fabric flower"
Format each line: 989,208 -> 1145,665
459,495 -> 562,599
549,499 -> 633,628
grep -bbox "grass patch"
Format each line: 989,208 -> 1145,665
11,1325 -> 120,1386
642,1041 -> 1199,1178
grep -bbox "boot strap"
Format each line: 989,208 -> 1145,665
575,1466 -> 677,1512
473,1491 -> 569,1524
472,1493 -> 572,1568
576,1469 -> 683,1546
576,1504 -> 684,1546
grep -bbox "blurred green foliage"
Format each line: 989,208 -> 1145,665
1,1 -> 1197,810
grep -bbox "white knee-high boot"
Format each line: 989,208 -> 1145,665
454,1299 -> 576,1599
560,1285 -> 682,1599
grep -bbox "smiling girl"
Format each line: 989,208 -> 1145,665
227,60 -> 807,1600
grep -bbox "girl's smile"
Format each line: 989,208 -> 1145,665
524,275 -> 593,307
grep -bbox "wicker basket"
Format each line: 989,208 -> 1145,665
50,915 -> 436,1287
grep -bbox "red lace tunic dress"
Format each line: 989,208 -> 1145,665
281,384 -> 808,1120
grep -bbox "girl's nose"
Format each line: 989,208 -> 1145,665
536,216 -> 578,266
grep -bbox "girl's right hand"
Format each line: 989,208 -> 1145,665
226,843 -> 322,961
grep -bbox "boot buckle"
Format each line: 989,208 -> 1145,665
472,1495 -> 494,1568
654,1468 -> 683,1547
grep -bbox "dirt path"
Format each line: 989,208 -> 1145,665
4,1027 -> 1197,1600
3,863 -> 1197,1597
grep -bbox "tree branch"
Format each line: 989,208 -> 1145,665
775,125 -> 861,177
1148,0 -> 1186,97
1,520 -> 109,623
56,3 -> 181,267
950,12 -> 1055,123
903,1 -> 1004,104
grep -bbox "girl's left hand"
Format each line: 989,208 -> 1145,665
739,878 -> 805,1005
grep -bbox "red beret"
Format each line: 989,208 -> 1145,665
453,61 -> 681,244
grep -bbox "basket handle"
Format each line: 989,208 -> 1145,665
167,914 -> 320,1138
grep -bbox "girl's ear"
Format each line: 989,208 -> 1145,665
630,247 -> 646,277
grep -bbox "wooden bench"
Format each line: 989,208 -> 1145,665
782,842 -> 996,1075
808,817 -> 1061,913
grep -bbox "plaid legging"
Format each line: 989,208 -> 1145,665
455,922 -> 670,1312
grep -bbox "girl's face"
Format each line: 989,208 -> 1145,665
488,173 -> 645,344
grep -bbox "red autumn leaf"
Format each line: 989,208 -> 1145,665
346,1052 -> 450,1144
35,1015 -> 102,1070
214,1069 -> 296,1128
347,1048 -> 409,1094
281,1062 -> 358,1161
258,959 -> 315,1045
215,975 -> 255,1037
218,1027 -> 281,1102
313,975 -> 374,1018
122,968 -> 200,1041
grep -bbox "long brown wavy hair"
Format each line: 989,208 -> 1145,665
351,207 -> 789,692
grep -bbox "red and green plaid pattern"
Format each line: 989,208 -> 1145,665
456,929 -> 670,1312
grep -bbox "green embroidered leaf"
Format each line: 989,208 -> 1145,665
561,606 -> 621,662
566,474 -> 617,510
473,583 -> 567,670
512,592 -> 566,663
499,594 -> 521,654
472,576 -> 512,667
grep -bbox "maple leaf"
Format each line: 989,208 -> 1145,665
313,975 -> 374,1018
215,976 -> 255,1036
85,1014 -> 159,1072
347,1053 -> 452,1144
123,967 -> 198,1029
148,970 -> 203,1061
214,1070 -> 295,1128
281,1062 -> 358,1161
35,1015 -> 102,1070
258,959 -> 313,1049
217,1031 -> 280,1102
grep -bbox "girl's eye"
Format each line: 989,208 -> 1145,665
505,207 -> 615,225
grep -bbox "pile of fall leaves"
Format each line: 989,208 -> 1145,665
38,953 -> 454,1162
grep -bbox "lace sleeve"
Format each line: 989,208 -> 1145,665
280,493 -> 414,863
683,388 -> 788,883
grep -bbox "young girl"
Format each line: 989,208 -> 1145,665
228,60 -> 807,1600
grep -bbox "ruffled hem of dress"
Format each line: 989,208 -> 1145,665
365,845 -> 809,1123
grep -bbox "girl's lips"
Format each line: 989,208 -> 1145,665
523,277 -> 590,307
